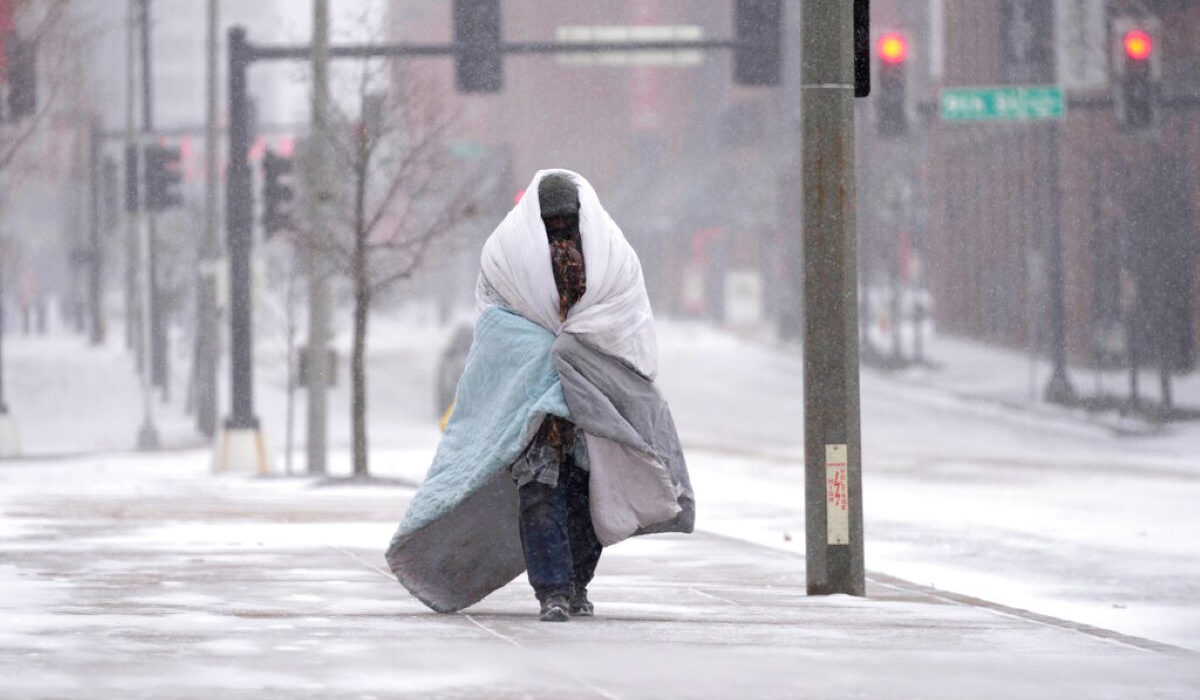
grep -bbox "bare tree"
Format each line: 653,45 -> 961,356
257,240 -> 305,476
293,58 -> 489,479
0,0 -> 73,175
0,1 -> 102,338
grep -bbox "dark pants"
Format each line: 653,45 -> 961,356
517,458 -> 602,602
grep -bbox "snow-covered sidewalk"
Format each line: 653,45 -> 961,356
1,451 -> 1197,699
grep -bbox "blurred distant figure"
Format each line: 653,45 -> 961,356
18,268 -> 45,335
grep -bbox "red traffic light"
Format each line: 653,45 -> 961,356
878,33 -> 908,64
1123,29 -> 1152,61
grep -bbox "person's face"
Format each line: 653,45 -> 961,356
543,214 -> 579,243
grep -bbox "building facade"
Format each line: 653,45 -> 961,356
865,0 -> 1199,380
386,0 -> 801,325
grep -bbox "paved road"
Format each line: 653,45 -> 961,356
2,453 -> 1196,699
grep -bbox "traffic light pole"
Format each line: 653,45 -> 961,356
801,0 -> 865,596
228,29 -> 255,431
214,26 -> 269,474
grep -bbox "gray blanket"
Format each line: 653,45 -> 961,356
385,332 -> 694,613
552,333 -> 694,542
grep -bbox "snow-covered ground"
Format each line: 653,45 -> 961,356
5,308 -> 1199,656
653,322 -> 1200,651
5,450 -> 1196,699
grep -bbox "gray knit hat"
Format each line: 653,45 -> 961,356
537,174 -> 580,218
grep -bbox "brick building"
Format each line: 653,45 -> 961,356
865,0 -> 1199,375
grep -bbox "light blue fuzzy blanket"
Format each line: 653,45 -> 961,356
385,307 -> 565,611
399,307 -> 567,534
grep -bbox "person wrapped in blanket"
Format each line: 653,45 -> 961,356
506,174 -> 601,622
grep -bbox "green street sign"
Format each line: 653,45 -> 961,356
940,86 -> 1066,122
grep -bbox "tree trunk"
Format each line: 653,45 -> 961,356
352,282 -> 369,477
351,131 -> 370,478
284,267 -> 297,476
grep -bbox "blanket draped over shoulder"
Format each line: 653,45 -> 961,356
385,170 -> 694,613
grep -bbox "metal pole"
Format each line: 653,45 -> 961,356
129,0 -> 158,450
195,0 -> 220,437
124,0 -> 139,355
1043,123 -> 1075,403
225,26 -> 258,431
88,122 -> 104,345
136,142 -> 160,450
305,0 -> 331,475
140,0 -> 169,398
801,0 -> 865,596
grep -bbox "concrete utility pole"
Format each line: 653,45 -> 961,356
195,0 -> 221,437
306,0 -> 332,476
801,0 -> 865,596
131,0 -> 159,450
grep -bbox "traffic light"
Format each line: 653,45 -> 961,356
6,37 -> 36,120
1112,17 -> 1161,132
875,32 -> 908,137
453,0 -> 502,93
145,144 -> 184,211
733,0 -> 781,86
261,149 -> 294,236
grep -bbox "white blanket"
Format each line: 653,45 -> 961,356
479,169 -> 658,380
478,169 -> 683,545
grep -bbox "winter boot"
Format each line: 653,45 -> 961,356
569,589 -> 594,616
539,595 -> 570,622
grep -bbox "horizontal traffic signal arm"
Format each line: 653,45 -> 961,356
231,2 -> 875,93
242,38 -> 743,62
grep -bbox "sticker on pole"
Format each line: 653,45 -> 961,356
826,444 -> 849,545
